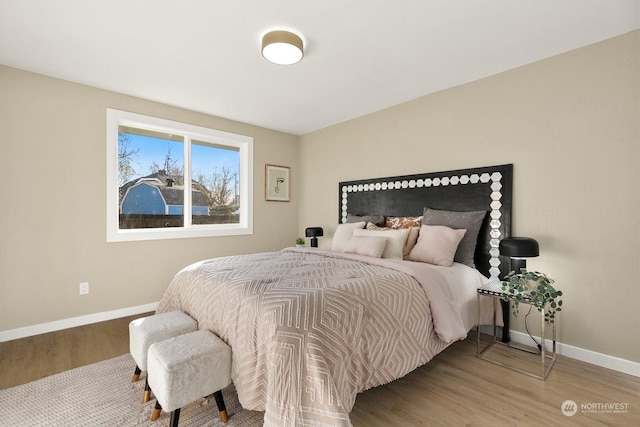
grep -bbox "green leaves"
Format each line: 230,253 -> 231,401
501,269 -> 562,324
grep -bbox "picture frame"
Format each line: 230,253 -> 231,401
265,164 -> 290,202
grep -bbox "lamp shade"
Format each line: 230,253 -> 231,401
305,227 -> 324,238
261,30 -> 304,65
305,227 -> 323,248
499,237 -> 539,258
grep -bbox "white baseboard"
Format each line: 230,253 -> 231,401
0,302 -> 159,343
491,328 -> 639,378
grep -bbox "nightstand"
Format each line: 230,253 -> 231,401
476,280 -> 556,380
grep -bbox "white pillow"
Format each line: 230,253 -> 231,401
404,227 -> 420,258
331,221 -> 366,251
407,225 -> 467,266
352,228 -> 409,259
366,222 -> 419,258
343,235 -> 388,258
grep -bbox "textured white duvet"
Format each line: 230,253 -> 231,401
157,248 -> 492,426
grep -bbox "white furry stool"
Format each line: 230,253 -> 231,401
147,329 -> 232,426
129,311 -> 198,403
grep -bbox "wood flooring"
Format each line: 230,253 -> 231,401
0,313 -> 152,390
1,315 -> 638,426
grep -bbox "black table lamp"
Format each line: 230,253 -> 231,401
498,236 -> 539,343
499,237 -> 539,274
305,227 -> 324,248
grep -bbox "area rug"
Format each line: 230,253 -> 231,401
0,354 -> 264,426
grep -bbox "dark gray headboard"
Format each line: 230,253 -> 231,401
338,164 -> 513,279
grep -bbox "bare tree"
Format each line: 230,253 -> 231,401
118,133 -> 139,186
149,145 -> 183,183
197,166 -> 236,213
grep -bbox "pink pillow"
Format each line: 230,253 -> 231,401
407,225 -> 467,267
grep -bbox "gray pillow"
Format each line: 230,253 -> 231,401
422,208 -> 487,268
347,213 -> 385,227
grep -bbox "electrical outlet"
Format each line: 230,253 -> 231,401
79,282 -> 89,295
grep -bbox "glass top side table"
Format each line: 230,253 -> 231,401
476,280 -> 556,380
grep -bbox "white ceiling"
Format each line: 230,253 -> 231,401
1,1 -> 638,135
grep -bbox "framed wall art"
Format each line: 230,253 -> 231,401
265,164 -> 290,202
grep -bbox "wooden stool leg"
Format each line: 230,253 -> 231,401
151,400 -> 162,421
169,408 -> 181,427
132,365 -> 142,382
143,378 -> 151,403
213,390 -> 229,423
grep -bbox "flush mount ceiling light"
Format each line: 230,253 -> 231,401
261,30 -> 304,65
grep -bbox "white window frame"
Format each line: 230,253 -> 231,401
107,109 -> 253,242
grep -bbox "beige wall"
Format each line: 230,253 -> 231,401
1,31 -> 638,364
299,31 -> 640,362
0,66 -> 299,331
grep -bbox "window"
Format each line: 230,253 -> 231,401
107,109 -> 253,242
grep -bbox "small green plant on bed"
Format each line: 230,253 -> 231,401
501,270 -> 563,323
295,237 -> 305,246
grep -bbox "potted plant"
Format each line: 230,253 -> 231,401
295,237 -> 305,247
501,270 -> 563,323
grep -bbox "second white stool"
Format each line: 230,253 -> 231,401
148,329 -> 232,426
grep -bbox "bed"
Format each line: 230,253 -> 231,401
156,164 -> 513,426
